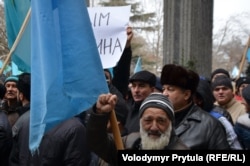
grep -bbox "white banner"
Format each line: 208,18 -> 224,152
88,6 -> 131,68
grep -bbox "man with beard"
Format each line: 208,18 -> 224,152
87,93 -> 189,166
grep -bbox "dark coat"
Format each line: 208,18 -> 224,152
124,99 -> 141,134
87,108 -> 189,166
9,106 -> 31,166
112,47 -> 132,99
175,103 -> 230,149
196,78 -> 233,124
0,110 -> 12,166
109,47 -> 139,135
32,117 -> 91,166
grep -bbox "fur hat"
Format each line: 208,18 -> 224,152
211,76 -> 233,90
139,93 -> 174,121
160,64 -> 199,94
129,70 -> 156,86
211,68 -> 230,80
242,85 -> 250,105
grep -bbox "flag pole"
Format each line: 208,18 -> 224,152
0,8 -> 31,75
110,109 -> 124,150
237,36 -> 250,79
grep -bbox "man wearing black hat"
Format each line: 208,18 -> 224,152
212,76 -> 246,124
235,76 -> 250,102
211,68 -> 230,82
87,93 -> 189,165
160,64 -> 230,149
125,70 -> 156,134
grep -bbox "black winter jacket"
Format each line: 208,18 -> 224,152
32,117 -> 91,166
9,105 -> 31,166
0,111 -> 12,166
175,103 -> 230,149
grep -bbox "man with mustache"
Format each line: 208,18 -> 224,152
2,76 -> 21,127
87,93 -> 189,166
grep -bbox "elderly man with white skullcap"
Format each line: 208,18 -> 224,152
86,92 -> 189,166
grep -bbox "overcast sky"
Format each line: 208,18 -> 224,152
1,0 -> 249,21
214,0 -> 250,20
141,0 -> 250,41
141,0 -> 250,29
214,0 -> 250,27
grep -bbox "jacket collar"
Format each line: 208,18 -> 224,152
214,98 -> 236,109
175,104 -> 202,136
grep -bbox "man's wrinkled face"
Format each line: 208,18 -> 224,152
140,107 -> 172,149
4,81 -> 18,100
130,81 -> 154,102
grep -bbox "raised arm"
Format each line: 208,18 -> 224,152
86,94 -> 119,165
112,27 -> 133,98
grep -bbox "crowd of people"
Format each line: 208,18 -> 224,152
0,27 -> 250,166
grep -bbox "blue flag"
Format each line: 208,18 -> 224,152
11,61 -> 23,75
30,0 -> 109,153
247,48 -> 250,62
134,57 -> 142,74
4,0 -> 31,73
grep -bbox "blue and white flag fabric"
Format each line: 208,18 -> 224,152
4,0 -> 31,73
134,56 -> 142,74
30,0 -> 108,153
231,65 -> 239,78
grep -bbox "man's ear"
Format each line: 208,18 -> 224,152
183,90 -> 192,101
